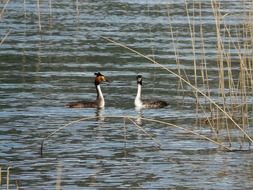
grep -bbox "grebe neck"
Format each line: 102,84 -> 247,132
96,84 -> 105,108
135,83 -> 142,107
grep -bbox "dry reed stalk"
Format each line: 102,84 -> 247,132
123,117 -> 127,149
41,115 -> 233,157
127,117 -> 161,147
40,117 -> 91,156
223,25 -> 245,119
225,116 -> 232,147
0,29 -> 11,46
55,162 -> 62,190
166,4 -> 187,96
37,0 -> 41,32
49,0 -> 52,16
15,180 -> 19,190
194,100 -> 219,140
0,0 -> 10,19
23,0 -> 26,18
184,0 -> 200,123
141,117 -> 232,151
101,36 -> 253,144
198,1 -> 215,130
210,1 -> 241,145
211,0 -> 226,103
226,23 -> 251,135
210,0 -> 252,146
40,115 -> 161,155
221,0 -> 252,146
221,25 -> 234,147
76,0 -> 80,16
185,0 -> 208,128
224,25 -> 238,113
195,1 -> 208,128
251,0 -> 253,59
241,25 -> 251,133
48,0 -> 53,28
7,167 -> 11,190
198,1 -> 207,82
145,4 -> 158,85
184,0 -> 197,88
147,4 -> 155,62
247,0 -> 253,131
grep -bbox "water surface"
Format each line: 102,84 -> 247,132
1,0 -> 253,189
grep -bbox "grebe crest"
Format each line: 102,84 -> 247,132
135,75 -> 168,109
95,72 -> 107,85
66,72 -> 108,108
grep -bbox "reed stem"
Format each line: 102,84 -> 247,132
101,36 -> 253,144
0,29 -> 11,46
40,115 -> 233,157
0,0 -> 10,20
7,167 -> 11,190
37,0 -> 41,32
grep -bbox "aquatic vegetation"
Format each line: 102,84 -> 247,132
1,0 -> 253,189
101,0 -> 253,150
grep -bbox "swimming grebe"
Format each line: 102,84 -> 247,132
65,72 -> 108,108
135,75 -> 168,109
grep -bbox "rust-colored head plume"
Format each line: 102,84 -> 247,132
94,72 -> 108,85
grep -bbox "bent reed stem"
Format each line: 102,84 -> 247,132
40,115 -> 232,157
101,36 -> 253,144
0,0 -> 10,19
0,29 -> 11,46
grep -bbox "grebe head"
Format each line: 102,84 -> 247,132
94,72 -> 108,85
136,75 -> 142,85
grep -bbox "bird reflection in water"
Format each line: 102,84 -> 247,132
95,108 -> 104,122
135,107 -> 144,126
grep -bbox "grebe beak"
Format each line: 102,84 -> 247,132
104,77 -> 111,83
100,75 -> 110,83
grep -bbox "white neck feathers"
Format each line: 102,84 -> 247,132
135,83 -> 142,108
96,84 -> 105,108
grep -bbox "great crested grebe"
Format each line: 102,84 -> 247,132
65,72 -> 108,108
135,75 -> 168,109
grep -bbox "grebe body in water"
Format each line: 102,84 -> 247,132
66,72 -> 108,108
135,75 -> 168,109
